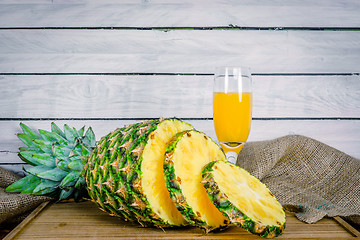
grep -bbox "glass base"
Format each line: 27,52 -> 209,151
225,151 -> 238,164
219,142 -> 245,165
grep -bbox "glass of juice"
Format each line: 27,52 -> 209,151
213,67 -> 252,164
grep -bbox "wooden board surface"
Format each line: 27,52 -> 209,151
5,201 -> 358,240
1,30 -> 360,73
1,75 -> 359,118
1,1 -> 359,28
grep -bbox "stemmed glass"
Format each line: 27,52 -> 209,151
213,67 -> 252,164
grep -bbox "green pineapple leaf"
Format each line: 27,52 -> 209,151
20,177 -> 43,194
60,171 -> 80,189
74,177 -> 86,189
68,158 -> 84,172
52,144 -> 72,160
64,124 -> 78,143
73,127 -> 81,137
24,165 -> 53,176
39,129 -> 67,144
59,188 -> 74,200
84,127 -> 96,146
6,123 -> 97,201
33,138 -> 54,154
56,159 -> 71,171
19,151 -> 56,167
77,126 -> 85,137
80,145 -> 91,156
20,123 -> 40,139
71,144 -> 83,157
36,168 -> 69,182
5,174 -> 39,193
17,133 -> 41,151
51,122 -> 65,138
33,179 -> 59,195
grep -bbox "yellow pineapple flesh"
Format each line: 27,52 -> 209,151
163,130 -> 229,232
202,161 -> 286,238
141,120 -> 193,226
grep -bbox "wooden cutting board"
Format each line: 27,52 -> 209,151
5,200 -> 360,240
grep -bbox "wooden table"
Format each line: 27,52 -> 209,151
4,201 -> 360,240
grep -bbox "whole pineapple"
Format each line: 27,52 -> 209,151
7,118 -> 286,238
6,118 -> 193,228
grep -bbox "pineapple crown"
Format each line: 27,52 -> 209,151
6,122 -> 96,201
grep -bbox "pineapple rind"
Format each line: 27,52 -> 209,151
202,161 -> 286,238
163,130 -> 229,232
85,118 -> 192,228
85,122 -> 150,224
164,132 -> 202,223
126,119 -> 179,227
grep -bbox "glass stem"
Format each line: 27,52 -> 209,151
219,142 -> 244,165
225,151 -> 238,164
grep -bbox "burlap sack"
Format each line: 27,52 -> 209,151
0,168 -> 51,225
237,134 -> 360,226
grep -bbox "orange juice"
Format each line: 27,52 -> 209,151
213,92 -> 252,149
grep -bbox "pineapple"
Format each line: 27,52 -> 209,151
6,118 -> 286,237
6,118 -> 193,228
163,130 -> 229,232
202,161 -> 286,238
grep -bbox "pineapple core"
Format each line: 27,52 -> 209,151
141,120 -> 193,225
212,161 -> 286,226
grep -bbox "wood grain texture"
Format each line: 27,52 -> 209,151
9,201 -> 355,239
0,0 -> 359,28
0,75 -> 359,119
3,202 -> 50,240
1,30 -> 360,73
333,217 -> 360,238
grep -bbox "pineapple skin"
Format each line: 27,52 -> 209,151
84,127 -> 137,222
163,130 -> 229,233
84,118 -> 191,228
202,161 -> 286,238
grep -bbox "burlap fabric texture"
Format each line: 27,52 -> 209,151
0,167 -> 51,225
0,134 -> 359,227
237,135 -> 360,227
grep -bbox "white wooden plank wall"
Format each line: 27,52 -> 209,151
0,1 -> 359,175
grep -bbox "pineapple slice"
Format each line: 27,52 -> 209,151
140,119 -> 193,226
164,130 -> 229,232
85,118 -> 193,228
202,161 -> 286,238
